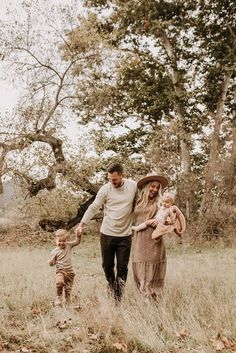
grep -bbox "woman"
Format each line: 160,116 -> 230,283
132,172 -> 169,300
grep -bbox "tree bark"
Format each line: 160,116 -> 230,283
224,104 -> 236,203
200,72 -> 233,211
39,194 -> 97,231
157,28 -> 192,218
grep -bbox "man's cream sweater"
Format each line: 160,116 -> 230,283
81,179 -> 137,237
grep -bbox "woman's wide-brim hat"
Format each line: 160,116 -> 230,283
137,172 -> 169,190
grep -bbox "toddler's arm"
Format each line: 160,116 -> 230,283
48,251 -> 57,266
48,257 -> 56,266
69,235 -> 81,248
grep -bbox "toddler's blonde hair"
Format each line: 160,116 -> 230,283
55,229 -> 69,239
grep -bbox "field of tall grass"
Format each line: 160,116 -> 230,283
0,235 -> 235,353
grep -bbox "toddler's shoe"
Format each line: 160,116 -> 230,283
54,296 -> 62,306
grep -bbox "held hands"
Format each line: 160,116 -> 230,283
75,223 -> 84,238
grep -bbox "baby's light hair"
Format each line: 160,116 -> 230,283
55,229 -> 69,239
162,191 -> 175,202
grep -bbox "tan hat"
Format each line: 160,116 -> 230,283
137,172 -> 169,190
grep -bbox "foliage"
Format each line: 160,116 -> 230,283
0,0 -> 235,236
0,1 -> 102,200
78,0 -> 235,223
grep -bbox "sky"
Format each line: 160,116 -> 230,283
0,0 -> 88,143
0,1 -> 17,110
0,73 -> 18,110
0,0 -> 131,147
0,0 -> 79,111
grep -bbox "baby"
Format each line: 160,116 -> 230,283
132,192 -> 186,239
48,229 -> 80,306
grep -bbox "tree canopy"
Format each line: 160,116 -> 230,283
0,0 -> 235,234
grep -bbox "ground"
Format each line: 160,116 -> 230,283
0,224 -> 235,353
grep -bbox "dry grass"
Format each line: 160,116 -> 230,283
0,236 -> 235,353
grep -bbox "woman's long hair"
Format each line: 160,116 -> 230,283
135,181 -> 163,219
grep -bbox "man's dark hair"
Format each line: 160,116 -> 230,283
107,162 -> 124,174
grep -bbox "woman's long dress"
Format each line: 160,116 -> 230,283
132,202 -> 166,298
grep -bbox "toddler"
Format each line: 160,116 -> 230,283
132,192 -> 186,239
48,229 -> 80,306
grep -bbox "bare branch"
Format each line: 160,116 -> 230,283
0,37 -> 60,77
35,86 -> 46,131
49,23 -> 74,55
57,95 -> 78,104
41,59 -> 78,130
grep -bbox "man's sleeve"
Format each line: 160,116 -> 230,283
81,185 -> 107,225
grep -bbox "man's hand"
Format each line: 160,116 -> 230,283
75,222 -> 84,237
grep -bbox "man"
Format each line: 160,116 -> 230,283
75,162 -> 137,302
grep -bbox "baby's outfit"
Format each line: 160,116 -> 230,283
152,205 -> 180,239
155,205 -> 177,224
132,205 -> 186,239
49,238 -> 79,305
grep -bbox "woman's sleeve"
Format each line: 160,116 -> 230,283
174,207 -> 186,235
173,205 -> 181,216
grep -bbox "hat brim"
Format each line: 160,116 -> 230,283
137,175 -> 169,190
